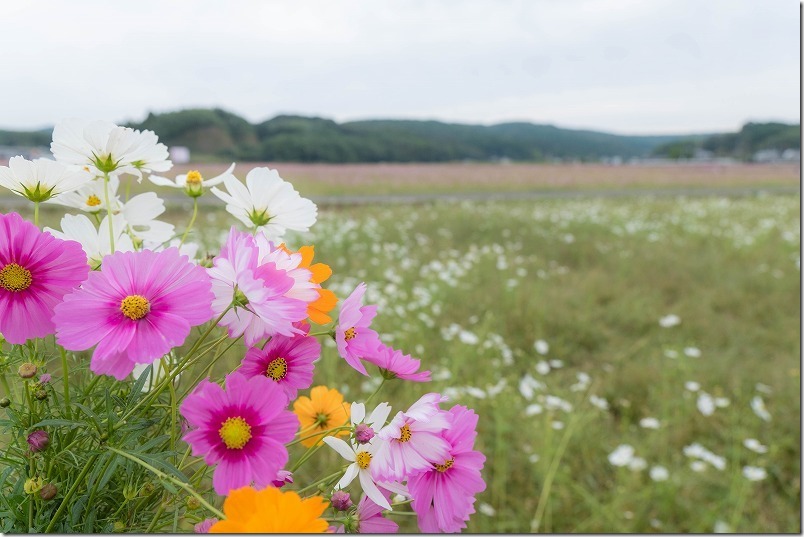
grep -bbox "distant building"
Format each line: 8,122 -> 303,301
169,146 -> 191,164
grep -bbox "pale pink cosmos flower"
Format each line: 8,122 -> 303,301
336,283 -> 383,376
372,393 -> 452,483
0,213 -> 89,344
180,373 -> 299,495
208,227 -> 307,346
408,405 -> 487,533
54,248 -> 213,380
365,344 -> 431,382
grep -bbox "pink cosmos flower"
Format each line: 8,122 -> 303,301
364,344 -> 431,382
336,283 -> 383,376
193,518 -> 218,533
407,405 -> 487,533
372,393 -> 452,483
0,212 -> 88,344
208,227 -> 307,346
353,491 -> 399,534
253,234 -> 319,305
332,489 -> 399,534
180,372 -> 299,495
239,326 -> 321,400
53,248 -> 213,380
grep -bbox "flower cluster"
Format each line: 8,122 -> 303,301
0,118 -> 485,534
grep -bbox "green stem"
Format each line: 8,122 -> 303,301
297,471 -> 343,495
33,201 -> 40,228
45,453 -> 100,533
364,378 -> 386,407
145,503 -> 166,533
179,198 -> 199,247
106,446 -> 224,519
102,172 -> 115,253
114,309 -> 230,431
531,410 -> 582,532
60,348 -> 71,419
178,335 -> 242,399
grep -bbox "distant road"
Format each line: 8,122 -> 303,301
0,184 -> 799,210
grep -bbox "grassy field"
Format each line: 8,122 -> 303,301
9,176 -> 801,532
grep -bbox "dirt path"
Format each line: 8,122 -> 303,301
0,184 -> 798,211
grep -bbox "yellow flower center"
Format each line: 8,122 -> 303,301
219,416 -> 253,450
86,194 -> 102,207
0,263 -> 32,292
266,357 -> 288,381
185,170 -> 203,185
399,424 -> 412,443
435,458 -> 454,473
356,451 -> 372,469
120,295 -> 150,320
344,327 -> 357,341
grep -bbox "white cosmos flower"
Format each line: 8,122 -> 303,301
684,381 -> 701,392
322,402 -> 394,511
743,438 -> 768,454
608,444 -> 635,467
0,156 -> 93,202
120,193 -> 175,244
45,214 -> 134,269
658,314 -> 681,328
534,339 -> 549,355
51,118 -> 171,180
751,395 -> 772,422
150,163 -> 235,197
649,465 -> 669,482
639,417 -> 661,429
210,167 -> 317,240
697,392 -> 716,416
742,466 -> 767,481
47,175 -> 121,213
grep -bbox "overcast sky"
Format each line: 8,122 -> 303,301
1,0 -> 799,134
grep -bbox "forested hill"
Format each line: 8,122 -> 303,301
125,109 -> 689,162
1,108 -> 797,163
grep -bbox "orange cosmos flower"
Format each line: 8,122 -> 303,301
210,486 -> 329,533
293,386 -> 351,448
279,244 -> 338,325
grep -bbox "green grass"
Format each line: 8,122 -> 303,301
13,193 -> 800,533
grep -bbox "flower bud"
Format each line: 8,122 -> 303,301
354,423 -> 375,444
34,389 -> 48,401
271,470 -> 293,488
0,397 -> 10,408
18,363 -> 37,379
186,496 -> 201,510
331,490 -> 353,512
27,430 -> 49,452
112,521 -> 126,533
40,483 -> 58,500
38,373 -> 52,384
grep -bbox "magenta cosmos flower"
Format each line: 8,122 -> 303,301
53,248 -> 213,380
239,326 -> 321,400
180,372 -> 299,495
0,212 -> 88,344
372,393 -> 452,483
208,227 -> 307,346
407,405 -> 486,533
336,283 -> 383,376
365,344 -> 431,382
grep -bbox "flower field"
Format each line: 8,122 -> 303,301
1,150 -> 800,532
282,194 -> 801,532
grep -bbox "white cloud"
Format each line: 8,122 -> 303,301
1,0 -> 798,132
